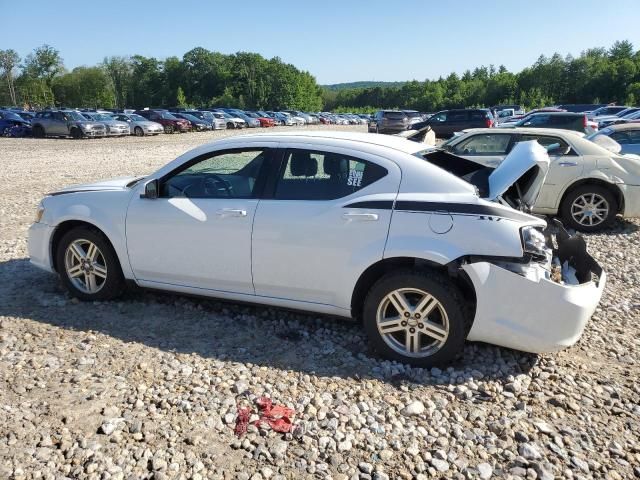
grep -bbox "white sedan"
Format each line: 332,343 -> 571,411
442,127 -> 640,231
28,132 -> 604,366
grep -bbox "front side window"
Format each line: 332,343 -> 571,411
162,149 -> 266,199
610,131 -> 631,144
430,112 -> 447,122
453,134 -> 512,155
625,130 -> 640,144
274,149 -> 387,200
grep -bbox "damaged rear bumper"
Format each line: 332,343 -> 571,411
463,225 -> 605,354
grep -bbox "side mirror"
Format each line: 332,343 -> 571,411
142,179 -> 159,199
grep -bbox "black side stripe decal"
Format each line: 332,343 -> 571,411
343,200 -> 534,222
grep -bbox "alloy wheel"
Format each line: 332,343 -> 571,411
64,239 -> 108,294
571,193 -> 609,227
376,288 -> 449,358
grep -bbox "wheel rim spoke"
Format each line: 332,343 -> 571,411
378,317 -> 405,334
67,264 -> 84,278
414,294 -> 438,318
92,264 -> 107,278
405,331 -> 420,353
388,291 -> 410,315
422,320 -> 448,341
69,242 -> 86,261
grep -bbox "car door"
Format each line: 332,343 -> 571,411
51,112 -> 68,135
251,145 -> 401,310
445,110 -> 470,137
450,133 -> 515,167
125,147 -> 272,294
517,134 -> 583,210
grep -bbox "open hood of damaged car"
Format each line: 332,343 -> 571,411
487,140 -> 550,209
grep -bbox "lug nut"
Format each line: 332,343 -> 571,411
409,328 -> 416,333
415,313 -> 421,319
401,321 -> 407,327
404,312 -> 410,318
418,323 -> 424,329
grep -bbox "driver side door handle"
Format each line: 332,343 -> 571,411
216,208 -> 247,218
558,161 -> 578,167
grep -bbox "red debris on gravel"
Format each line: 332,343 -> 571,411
234,396 -> 295,437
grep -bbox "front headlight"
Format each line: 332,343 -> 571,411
35,201 -> 45,223
521,226 -> 549,257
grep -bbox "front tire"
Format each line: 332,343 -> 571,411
363,269 -> 468,367
134,126 -> 144,137
32,125 -> 45,138
560,185 -> 617,232
71,128 -> 83,139
56,227 -> 124,301
164,125 -> 174,134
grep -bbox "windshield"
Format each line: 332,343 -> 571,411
130,114 -> 146,121
181,114 -> 200,122
161,112 -> 178,120
93,114 -> 112,121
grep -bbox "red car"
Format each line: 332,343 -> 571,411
246,111 -> 275,128
134,110 -> 191,133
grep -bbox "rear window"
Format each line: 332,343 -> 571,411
383,112 -> 406,119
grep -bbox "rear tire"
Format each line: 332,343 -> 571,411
55,227 -> 124,301
164,125 -> 174,134
560,184 -> 617,232
134,126 -> 144,137
363,269 -> 468,367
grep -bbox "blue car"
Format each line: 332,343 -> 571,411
588,124 -> 640,155
0,110 -> 32,137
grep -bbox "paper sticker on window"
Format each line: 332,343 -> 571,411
347,168 -> 363,187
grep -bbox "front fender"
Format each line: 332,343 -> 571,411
44,191 -> 134,279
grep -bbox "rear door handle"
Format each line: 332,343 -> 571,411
342,212 -> 379,221
216,208 -> 247,217
558,161 -> 578,167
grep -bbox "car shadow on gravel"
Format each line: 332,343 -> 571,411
1,258 -> 538,386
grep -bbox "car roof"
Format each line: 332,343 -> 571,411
601,123 -> 640,132
526,111 -> 583,117
459,127 -> 585,137
205,130 -> 429,155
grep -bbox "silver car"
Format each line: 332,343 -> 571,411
111,113 -> 164,136
82,112 -> 130,136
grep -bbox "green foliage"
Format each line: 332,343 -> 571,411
176,86 -> 188,108
52,67 -> 115,108
327,40 -> 640,111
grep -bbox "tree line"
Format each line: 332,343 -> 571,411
323,40 -> 640,112
0,46 -> 324,111
1,41 -> 639,112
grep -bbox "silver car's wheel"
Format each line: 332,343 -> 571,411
570,193 -> 609,227
64,239 -> 108,294
376,287 -> 449,358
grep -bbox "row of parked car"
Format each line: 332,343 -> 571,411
0,107 -> 370,138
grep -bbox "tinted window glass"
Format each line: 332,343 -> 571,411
625,130 -> 640,144
470,111 -> 488,121
383,112 -> 406,120
454,134 -> 512,155
610,132 -> 631,144
448,111 -> 468,122
430,112 -> 447,122
274,149 -> 387,200
519,135 -> 570,153
162,149 -> 266,199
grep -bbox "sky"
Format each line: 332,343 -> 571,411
2,0 -> 640,84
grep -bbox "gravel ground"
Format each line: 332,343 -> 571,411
0,125 -> 639,480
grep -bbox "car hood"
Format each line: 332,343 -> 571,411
49,176 -> 142,195
487,140 -> 550,208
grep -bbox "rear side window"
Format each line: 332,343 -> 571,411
610,132 -> 631,144
274,149 -> 387,200
383,112 -> 406,119
448,111 -> 469,122
453,134 -> 512,155
519,135 -> 572,154
470,111 -> 489,121
625,130 -> 640,144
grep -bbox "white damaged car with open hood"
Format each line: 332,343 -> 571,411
28,131 -> 605,366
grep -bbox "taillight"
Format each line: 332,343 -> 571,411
485,117 -> 492,128
583,115 -> 588,129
